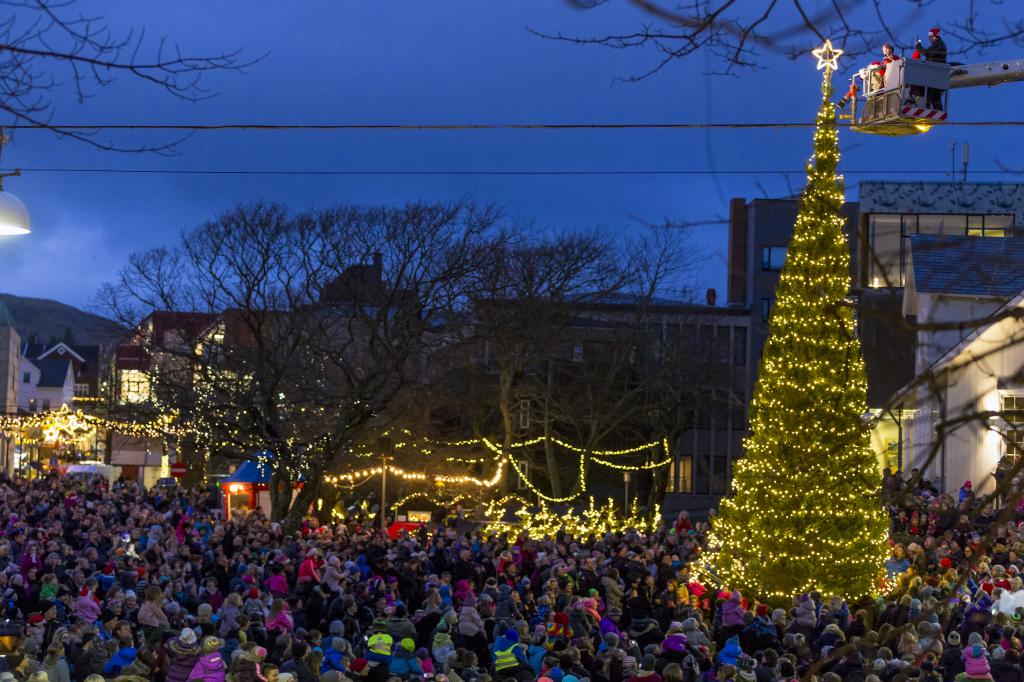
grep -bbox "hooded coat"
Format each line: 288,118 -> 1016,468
721,592 -> 745,628
681,619 -> 712,650
188,651 -> 227,682
165,638 -> 201,682
718,636 -> 743,667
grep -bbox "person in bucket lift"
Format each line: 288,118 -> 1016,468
916,27 -> 948,110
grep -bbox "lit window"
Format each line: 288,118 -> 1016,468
1003,395 -> 1024,423
120,369 -> 151,404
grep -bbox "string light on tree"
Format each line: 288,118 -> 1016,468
698,40 -> 888,602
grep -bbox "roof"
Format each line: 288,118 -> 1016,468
34,358 -> 72,388
0,302 -> 14,328
223,459 -> 273,484
222,456 -> 305,485
859,181 -> 1024,225
909,235 -> 1024,297
890,288 -> 1024,406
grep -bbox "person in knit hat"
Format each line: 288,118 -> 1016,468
188,637 -> 226,682
964,632 -> 992,681
736,655 -> 757,682
164,628 -> 201,682
942,631 -> 965,681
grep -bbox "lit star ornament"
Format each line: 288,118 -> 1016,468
812,39 -> 843,71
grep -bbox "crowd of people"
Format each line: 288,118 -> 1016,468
2,469 -> 1024,682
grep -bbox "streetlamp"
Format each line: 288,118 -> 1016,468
0,132 -> 29,236
0,191 -> 30,236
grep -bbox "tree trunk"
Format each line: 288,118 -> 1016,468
499,366 -> 514,493
543,368 -> 562,498
282,479 -> 319,534
269,469 -> 289,522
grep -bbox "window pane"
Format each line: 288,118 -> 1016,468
713,455 -> 729,494
987,215 -> 1014,229
869,214 -> 901,287
967,215 -> 984,229
676,455 -> 693,493
918,215 -> 943,235
941,215 -> 966,234
694,454 -> 710,494
732,327 -> 747,367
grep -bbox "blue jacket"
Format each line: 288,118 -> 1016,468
528,645 -> 547,674
718,636 -> 742,666
321,646 -> 346,674
388,649 -> 423,678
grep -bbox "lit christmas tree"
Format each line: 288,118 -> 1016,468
706,41 -> 888,601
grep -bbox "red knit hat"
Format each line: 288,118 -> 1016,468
756,604 -> 769,617
249,588 -> 259,599
349,658 -> 369,673
940,557 -> 953,569
929,27 -> 941,37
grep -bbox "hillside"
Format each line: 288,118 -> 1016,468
0,293 -> 124,346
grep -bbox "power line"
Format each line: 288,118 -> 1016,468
3,166 -> 1023,177
4,120 -> 1024,131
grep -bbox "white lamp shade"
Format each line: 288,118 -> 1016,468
0,191 -> 29,235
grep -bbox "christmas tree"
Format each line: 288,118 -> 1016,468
707,41 -> 888,601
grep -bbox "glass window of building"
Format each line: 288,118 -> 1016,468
761,246 -> 787,271
869,213 -> 1016,287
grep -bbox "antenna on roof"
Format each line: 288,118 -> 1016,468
962,142 -> 970,182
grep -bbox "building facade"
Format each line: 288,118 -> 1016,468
707,182 -> 1024,509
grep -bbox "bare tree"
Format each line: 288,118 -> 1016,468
537,1 -> 1024,77
0,0 -> 258,151
98,200 -> 499,530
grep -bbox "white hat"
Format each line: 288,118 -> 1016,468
179,628 -> 198,646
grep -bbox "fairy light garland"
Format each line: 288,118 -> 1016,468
320,432 -> 669,501
482,496 -> 662,539
0,404 -> 175,440
698,45 -> 888,603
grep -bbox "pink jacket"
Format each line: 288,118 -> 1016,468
74,594 -> 102,623
964,644 -> 991,678
266,610 -> 293,633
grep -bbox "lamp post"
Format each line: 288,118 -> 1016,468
0,132 -> 29,236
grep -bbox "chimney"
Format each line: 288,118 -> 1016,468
706,288 -> 717,306
727,198 -> 749,305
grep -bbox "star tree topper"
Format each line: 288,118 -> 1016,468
812,39 -> 843,71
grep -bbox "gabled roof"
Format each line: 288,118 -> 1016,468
34,359 -> 72,388
38,342 -> 85,363
891,288 -> 1024,405
909,235 -> 1024,297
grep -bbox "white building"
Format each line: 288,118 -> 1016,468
17,354 -> 73,412
885,234 -> 1024,494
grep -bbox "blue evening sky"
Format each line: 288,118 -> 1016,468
2,1 -> 1022,308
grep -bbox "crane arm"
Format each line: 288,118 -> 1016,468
949,60 -> 1024,89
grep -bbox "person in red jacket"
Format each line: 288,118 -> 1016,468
297,549 -> 322,592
